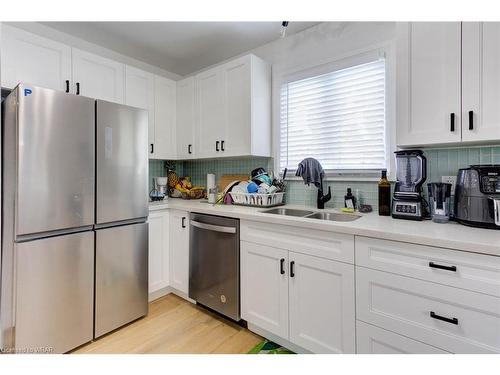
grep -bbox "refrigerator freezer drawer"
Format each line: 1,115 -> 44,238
15,231 -> 94,353
95,223 -> 149,338
96,100 -> 148,225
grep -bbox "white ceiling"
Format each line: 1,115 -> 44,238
41,22 -> 319,76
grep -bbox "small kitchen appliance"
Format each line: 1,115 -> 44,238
392,150 -> 428,220
155,177 -> 168,196
454,165 -> 500,229
427,183 -> 452,223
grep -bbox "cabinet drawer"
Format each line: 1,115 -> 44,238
356,236 -> 500,297
241,220 -> 354,263
356,321 -> 448,354
356,267 -> 500,353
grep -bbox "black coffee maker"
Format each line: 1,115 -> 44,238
392,150 -> 428,220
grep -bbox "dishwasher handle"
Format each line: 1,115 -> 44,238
190,220 -> 237,234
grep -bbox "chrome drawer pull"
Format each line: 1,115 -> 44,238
430,311 -> 458,325
429,262 -> 456,272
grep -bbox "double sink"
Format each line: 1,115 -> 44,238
262,208 -> 361,222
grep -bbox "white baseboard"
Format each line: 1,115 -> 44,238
148,286 -> 173,302
148,286 -> 195,304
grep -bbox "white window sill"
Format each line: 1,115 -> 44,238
283,175 -> 389,183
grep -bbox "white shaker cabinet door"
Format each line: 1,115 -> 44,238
176,76 -> 196,159
288,252 -> 355,353
169,210 -> 189,295
1,25 -> 72,91
221,55 -> 251,157
148,210 -> 170,296
240,241 -> 289,339
153,75 -> 177,160
462,22 -> 500,143
125,66 -> 155,158
72,48 -> 124,103
195,68 -> 224,158
397,22 -> 462,146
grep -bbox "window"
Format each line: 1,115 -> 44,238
279,57 -> 387,174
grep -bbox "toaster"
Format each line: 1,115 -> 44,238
454,165 -> 500,229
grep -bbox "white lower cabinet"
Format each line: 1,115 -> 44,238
240,238 -> 355,353
169,210 -> 189,295
240,241 -> 289,339
356,266 -> 500,353
288,252 -> 355,353
148,210 -> 170,297
356,321 -> 448,354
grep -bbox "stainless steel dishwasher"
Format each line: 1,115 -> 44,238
189,213 -> 240,321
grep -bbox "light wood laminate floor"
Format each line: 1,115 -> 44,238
74,293 -> 262,354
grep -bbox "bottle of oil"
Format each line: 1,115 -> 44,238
378,170 -> 391,216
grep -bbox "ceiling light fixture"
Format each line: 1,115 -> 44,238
280,21 -> 289,38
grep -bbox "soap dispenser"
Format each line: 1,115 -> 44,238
344,188 -> 357,210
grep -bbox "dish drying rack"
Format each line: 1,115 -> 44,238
229,192 -> 285,208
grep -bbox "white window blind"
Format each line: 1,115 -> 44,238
280,58 -> 387,172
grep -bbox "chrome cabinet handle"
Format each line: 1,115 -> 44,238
190,220 -> 236,234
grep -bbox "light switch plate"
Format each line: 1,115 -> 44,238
441,176 -> 457,195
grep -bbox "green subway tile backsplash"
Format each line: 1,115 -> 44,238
149,145 -> 500,208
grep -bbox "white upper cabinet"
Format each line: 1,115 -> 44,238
196,67 -> 224,158
72,48 -> 124,103
176,76 -> 196,159
153,75 -> 177,160
397,22 -> 462,147
1,25 -> 72,91
125,66 -> 155,157
221,56 -> 252,157
193,54 -> 271,159
462,22 -> 500,142
397,21 -> 500,147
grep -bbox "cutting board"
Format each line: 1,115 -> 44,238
219,174 -> 250,191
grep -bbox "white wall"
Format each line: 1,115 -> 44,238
5,22 -> 181,81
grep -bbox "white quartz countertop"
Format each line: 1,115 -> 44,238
149,199 -> 500,257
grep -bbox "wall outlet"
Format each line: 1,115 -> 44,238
441,176 -> 457,195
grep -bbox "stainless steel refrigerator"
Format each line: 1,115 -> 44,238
1,84 -> 148,353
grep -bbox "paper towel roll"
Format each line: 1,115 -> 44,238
207,174 -> 216,203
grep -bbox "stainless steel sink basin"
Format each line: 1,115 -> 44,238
261,208 -> 314,217
305,212 -> 361,222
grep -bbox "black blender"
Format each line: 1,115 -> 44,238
392,150 -> 428,220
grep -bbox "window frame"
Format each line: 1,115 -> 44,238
272,44 -> 396,181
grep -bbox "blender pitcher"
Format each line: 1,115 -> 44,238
427,183 -> 452,223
